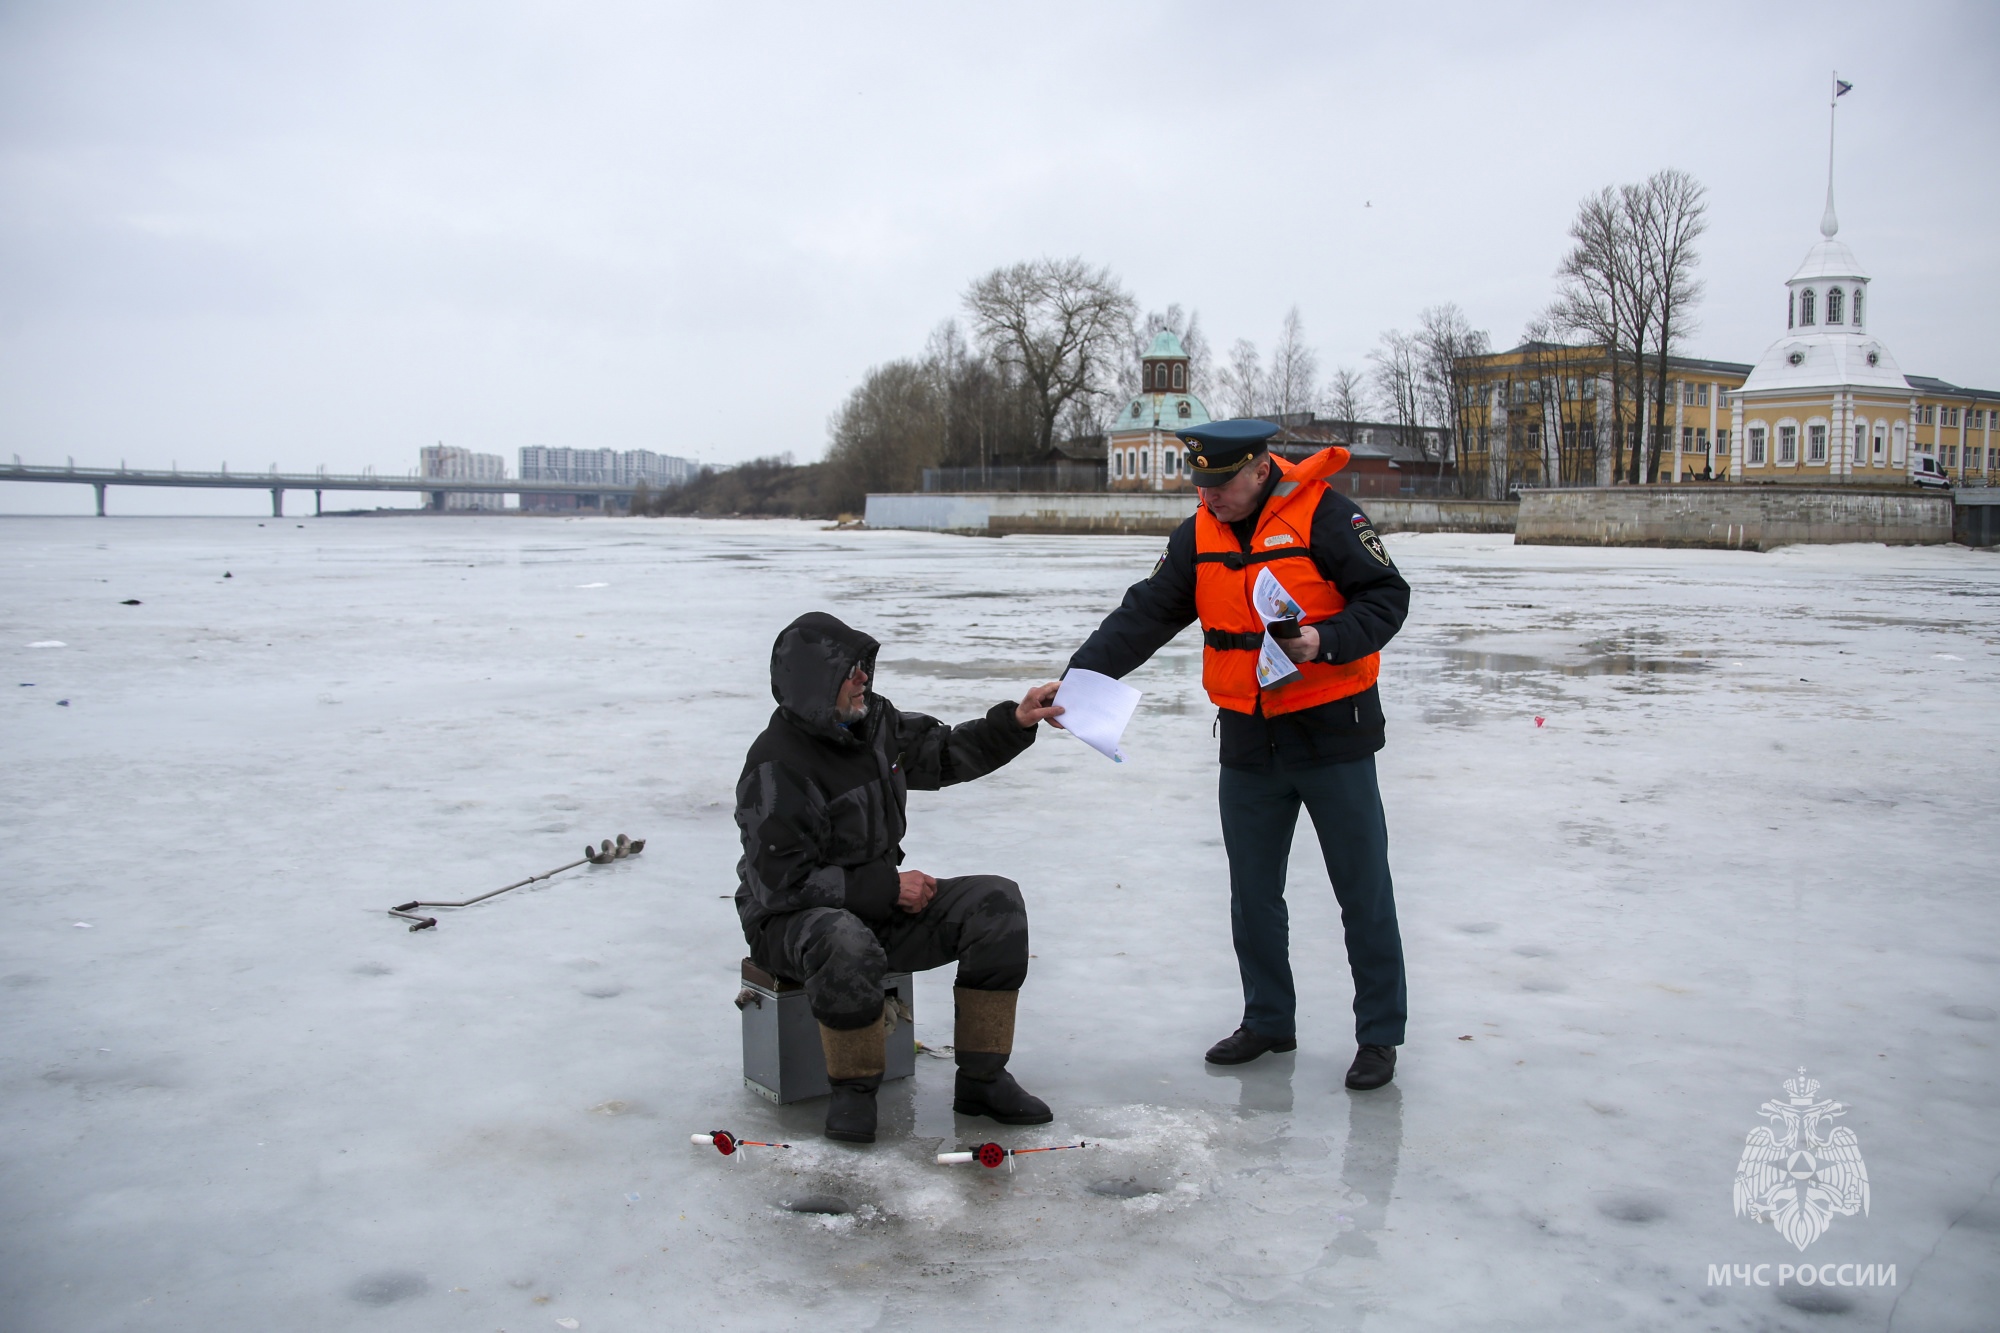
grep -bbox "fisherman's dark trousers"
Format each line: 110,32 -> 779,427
1218,755 -> 1406,1047
752,875 -> 1029,1030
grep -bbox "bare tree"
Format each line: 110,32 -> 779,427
1268,307 -> 1320,417
1368,329 -> 1423,460
1551,186 -> 1638,484
1324,366 -> 1367,442
1413,303 -> 1490,490
922,318 -> 1039,469
1217,338 -> 1267,419
1518,319 -> 1599,486
824,359 -> 944,510
964,258 -> 1137,455
1634,169 -> 1708,483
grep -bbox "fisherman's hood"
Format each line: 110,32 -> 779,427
769,611 -> 880,742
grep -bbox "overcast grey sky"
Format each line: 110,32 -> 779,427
3,0 -> 1996,512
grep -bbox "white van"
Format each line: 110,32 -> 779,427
1911,455 -> 1951,489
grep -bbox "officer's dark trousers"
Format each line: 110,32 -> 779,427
1218,755 -> 1406,1047
752,875 -> 1029,1030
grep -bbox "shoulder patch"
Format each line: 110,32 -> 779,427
1358,528 -> 1392,567
1151,545 -> 1170,577
1261,533 -> 1295,548
1350,512 -> 1369,529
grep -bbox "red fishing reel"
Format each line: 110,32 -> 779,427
937,1140 -> 1090,1169
691,1130 -> 789,1158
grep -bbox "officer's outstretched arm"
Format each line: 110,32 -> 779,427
1066,518 -> 1200,679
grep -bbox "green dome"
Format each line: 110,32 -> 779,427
1111,391 -> 1210,434
1142,330 -> 1189,360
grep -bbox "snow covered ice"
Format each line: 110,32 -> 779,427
2,515 -> 1996,1331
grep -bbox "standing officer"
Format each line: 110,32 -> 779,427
1066,419 -> 1410,1090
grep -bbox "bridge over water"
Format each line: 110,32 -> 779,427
0,461 -> 645,515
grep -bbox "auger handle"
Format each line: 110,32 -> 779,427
936,1151 -> 976,1164
692,1134 -> 716,1146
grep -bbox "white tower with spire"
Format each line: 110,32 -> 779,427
1733,74 -> 1919,483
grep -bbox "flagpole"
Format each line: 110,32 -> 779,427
1821,70 -> 1840,238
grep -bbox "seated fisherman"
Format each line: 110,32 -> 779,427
734,611 -> 1064,1144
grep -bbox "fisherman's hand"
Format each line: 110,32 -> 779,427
1015,681 -> 1065,729
897,870 -> 937,914
1281,625 -> 1321,664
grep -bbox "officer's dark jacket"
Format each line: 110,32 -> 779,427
734,612 -> 1035,941
1068,475 -> 1411,770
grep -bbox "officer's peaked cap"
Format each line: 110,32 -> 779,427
1177,419 -> 1279,483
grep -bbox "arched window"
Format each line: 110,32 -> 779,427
1799,289 -> 1816,325
1827,287 -> 1844,324
1138,449 -> 1149,476
1852,288 -> 1864,326
1172,364 -> 1185,390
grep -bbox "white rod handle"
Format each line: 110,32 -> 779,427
691,1134 -> 715,1146
936,1151 -> 975,1164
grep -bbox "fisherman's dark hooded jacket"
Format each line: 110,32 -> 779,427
733,612 -> 1036,944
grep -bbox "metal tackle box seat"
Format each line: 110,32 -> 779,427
736,958 -> 915,1104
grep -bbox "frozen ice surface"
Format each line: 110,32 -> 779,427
2,515 -> 1997,1331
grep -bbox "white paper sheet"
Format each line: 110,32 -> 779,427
1251,566 -> 1304,689
1051,668 -> 1141,763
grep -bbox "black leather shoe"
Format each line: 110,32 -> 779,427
953,1053 -> 1053,1125
1345,1044 -> 1397,1090
1204,1026 -> 1298,1065
824,1075 -> 881,1143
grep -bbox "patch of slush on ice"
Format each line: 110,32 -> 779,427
28,641 -> 64,648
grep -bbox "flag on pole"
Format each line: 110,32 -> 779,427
1835,79 -> 1853,97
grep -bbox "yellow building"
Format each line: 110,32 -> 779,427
1454,343 -> 1754,490
1453,209 -> 1996,492
1732,217 -> 1996,485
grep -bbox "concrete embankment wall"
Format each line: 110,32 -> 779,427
863,492 -> 1195,535
1515,487 -> 1952,551
1953,489 -> 2000,547
1361,499 -> 1517,535
864,492 -> 1518,536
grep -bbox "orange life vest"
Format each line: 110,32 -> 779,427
1193,448 -> 1380,716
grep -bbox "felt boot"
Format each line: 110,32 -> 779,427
819,1012 -> 887,1144
951,988 -> 1052,1125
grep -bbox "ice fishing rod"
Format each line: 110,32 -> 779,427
692,1130 -> 792,1161
386,834 -> 646,931
937,1141 -> 1092,1171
